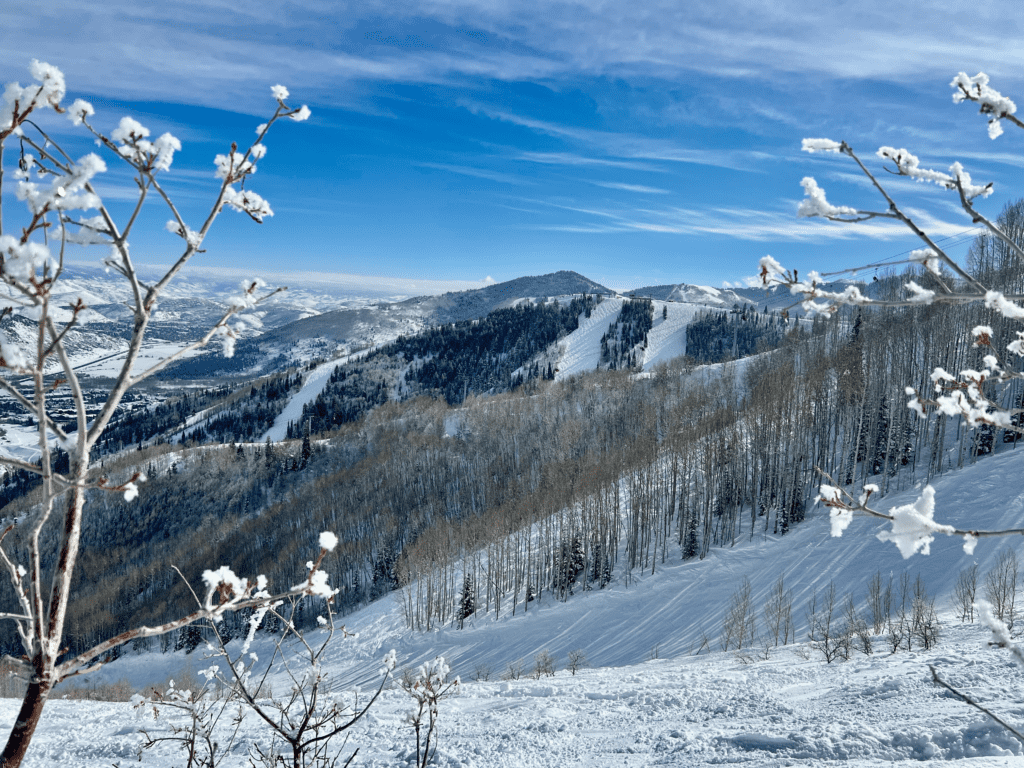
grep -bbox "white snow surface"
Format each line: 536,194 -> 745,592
16,447 -> 1024,766
10,624 -> 1024,767
553,299 -> 702,380
262,361 -> 339,443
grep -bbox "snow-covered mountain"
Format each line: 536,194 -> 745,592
168,270 -> 611,377
629,281 -> 755,308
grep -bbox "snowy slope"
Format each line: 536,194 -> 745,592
12,444 -> 1024,766
8,623 -> 1024,767
553,298 -> 708,379
302,448 -> 1024,691
639,301 -> 702,369
261,350 -> 372,442
551,297 -> 623,378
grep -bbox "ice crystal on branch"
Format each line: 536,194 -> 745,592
797,177 -> 857,218
876,486 -> 954,558
952,72 -> 1017,139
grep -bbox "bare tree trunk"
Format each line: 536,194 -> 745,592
1,679 -> 51,768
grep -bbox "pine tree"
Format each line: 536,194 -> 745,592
682,511 -> 699,560
599,554 -> 612,588
457,575 -> 475,629
301,431 -> 312,468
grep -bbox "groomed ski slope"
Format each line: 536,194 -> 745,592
27,446 -> 1024,766
554,297 -> 703,380
260,296 -> 712,441
261,349 -> 371,442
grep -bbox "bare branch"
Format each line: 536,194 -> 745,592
930,665 -> 1024,745
817,469 -> 1024,540
125,286 -> 286,386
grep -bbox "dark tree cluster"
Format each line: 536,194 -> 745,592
291,295 -> 598,435
685,307 -> 789,364
600,298 -> 654,370
392,295 -> 596,404
288,365 -> 390,437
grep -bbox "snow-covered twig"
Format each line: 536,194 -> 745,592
816,470 -> 1024,558
929,665 -> 1024,746
0,60 -> 310,768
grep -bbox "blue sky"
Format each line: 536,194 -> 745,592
4,1 -> 1024,292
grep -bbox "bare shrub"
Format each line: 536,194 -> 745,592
954,563 -> 979,623
866,570 -> 892,635
567,649 -> 588,675
473,663 -> 493,682
907,575 -> 939,648
763,573 -> 794,647
533,650 -> 557,678
844,594 -> 873,656
806,581 -> 849,663
985,549 -> 1019,633
503,658 -> 526,681
721,576 -> 757,651
55,678 -> 136,702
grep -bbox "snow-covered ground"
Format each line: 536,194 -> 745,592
553,298 -> 703,380
7,621 -> 1022,766
9,447 -> 1024,766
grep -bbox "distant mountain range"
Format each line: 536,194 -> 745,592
0,265 -> 866,382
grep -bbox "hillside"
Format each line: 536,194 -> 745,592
164,271 -> 613,379
53,446 -> 1024,767
308,445 -> 1024,687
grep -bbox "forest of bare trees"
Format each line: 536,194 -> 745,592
5,208 -> 1020,651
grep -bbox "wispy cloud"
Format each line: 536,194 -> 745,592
470,103 -> 772,172
527,197 -> 972,243
414,161 -> 532,185
514,151 -> 661,172
590,181 -> 671,194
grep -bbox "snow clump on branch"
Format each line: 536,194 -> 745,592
875,486 -> 955,558
952,72 -> 1017,139
797,177 -> 857,218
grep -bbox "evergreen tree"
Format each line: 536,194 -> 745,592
174,624 -> 203,654
301,430 -> 312,468
682,511 -> 699,560
457,574 -> 475,629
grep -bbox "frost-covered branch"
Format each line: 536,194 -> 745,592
190,539 -> 396,768
951,72 -> 1024,138
816,473 -> 1024,560
0,60 -> 310,768
929,664 -> 1024,745
55,536 -> 340,682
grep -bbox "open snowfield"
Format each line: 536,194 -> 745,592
6,448 -> 1024,766
5,622 -> 1022,767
